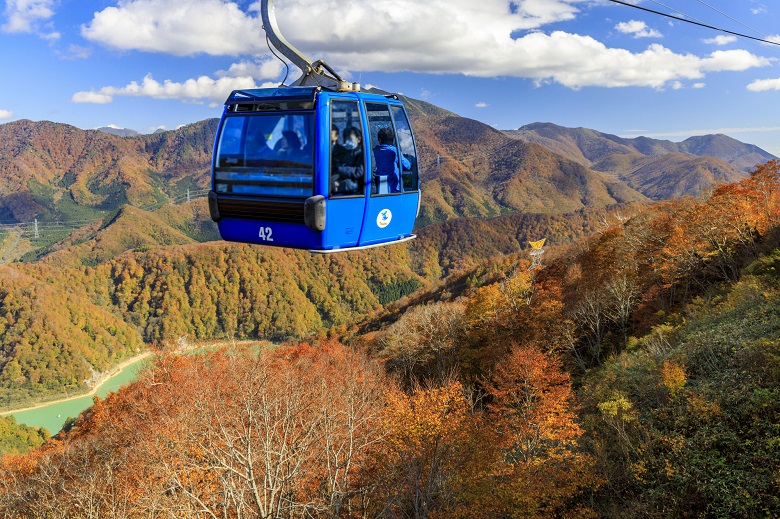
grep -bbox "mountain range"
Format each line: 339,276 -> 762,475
1,98 -> 773,233
0,119 -> 215,225
508,122 -> 775,199
410,114 -> 648,226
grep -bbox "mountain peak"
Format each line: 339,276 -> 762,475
96,126 -> 141,138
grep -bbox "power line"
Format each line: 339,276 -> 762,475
692,0 -> 767,40
606,0 -> 780,46
646,0 -> 713,29
646,0 -> 769,43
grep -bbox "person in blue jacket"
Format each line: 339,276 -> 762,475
373,127 -> 410,193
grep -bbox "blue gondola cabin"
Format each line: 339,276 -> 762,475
208,86 -> 420,252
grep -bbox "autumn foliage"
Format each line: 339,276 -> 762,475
0,338 -> 597,518
0,342 -> 387,517
2,160 -> 780,516
371,159 -> 780,516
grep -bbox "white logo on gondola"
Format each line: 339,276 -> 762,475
376,209 -> 392,228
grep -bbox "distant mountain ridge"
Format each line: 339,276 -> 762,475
0,118 -> 216,224
96,126 -> 141,138
407,114 -> 647,226
507,122 -> 776,200
0,112 -> 645,242
508,122 -> 777,171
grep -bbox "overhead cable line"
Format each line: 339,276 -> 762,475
647,0 -> 768,42
692,0 -> 768,39
606,0 -> 780,46
646,0 -> 712,28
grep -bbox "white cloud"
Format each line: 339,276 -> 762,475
64,45 -> 91,59
78,0 -> 771,91
217,60 -> 284,80
701,50 -> 770,72
480,36 -> 765,89
72,91 -> 113,104
82,0 -> 266,56
2,0 -> 58,38
671,81 -> 683,90
476,102 -> 488,108
693,83 -> 705,89
286,2 -> 768,89
615,20 -> 661,38
327,32 -> 770,89
0,109 -> 13,120
746,78 -> 780,91
72,55 -> 288,105
81,0 -> 587,56
703,35 -> 737,46
72,73 -> 260,105
2,0 -> 53,31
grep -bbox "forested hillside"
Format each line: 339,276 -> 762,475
1,93 -> 779,516
0,196 -> 631,409
410,115 -> 648,226
0,242 -> 421,408
409,201 -> 645,279
0,119 -> 215,223
2,161 -> 778,517
0,101 -> 773,410
31,199 -> 218,267
0,111 -> 642,262
0,416 -> 47,455
602,151 -> 743,199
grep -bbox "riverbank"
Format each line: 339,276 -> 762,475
0,351 -> 154,417
1,340 -> 269,433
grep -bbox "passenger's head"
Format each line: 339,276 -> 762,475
377,127 -> 395,145
331,124 -> 339,143
281,130 -> 301,150
343,127 -> 362,143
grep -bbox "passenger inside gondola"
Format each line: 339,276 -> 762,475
244,120 -> 275,162
274,130 -> 304,162
373,126 -> 410,194
331,127 -> 364,195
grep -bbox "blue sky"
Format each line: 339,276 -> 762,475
2,0 -> 780,155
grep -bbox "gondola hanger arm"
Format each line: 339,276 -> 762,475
260,0 -> 360,92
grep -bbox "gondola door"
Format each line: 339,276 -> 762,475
323,96 -> 367,250
359,101 -> 420,247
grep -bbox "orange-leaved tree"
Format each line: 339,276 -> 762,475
484,343 -> 601,517
372,380 -> 497,518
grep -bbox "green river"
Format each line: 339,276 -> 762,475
5,356 -> 149,435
